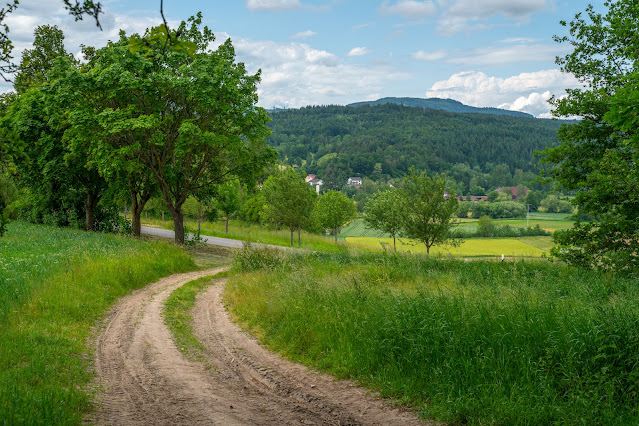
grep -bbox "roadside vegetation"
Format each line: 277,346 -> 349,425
0,221 -> 196,424
226,245 -> 639,425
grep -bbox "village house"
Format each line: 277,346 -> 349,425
347,177 -> 362,187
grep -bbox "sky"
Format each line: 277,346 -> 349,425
3,0 -> 601,117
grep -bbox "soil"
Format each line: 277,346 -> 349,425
92,269 -> 435,425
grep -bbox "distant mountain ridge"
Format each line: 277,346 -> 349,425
347,97 -> 533,118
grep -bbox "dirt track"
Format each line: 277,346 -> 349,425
92,269 -> 432,425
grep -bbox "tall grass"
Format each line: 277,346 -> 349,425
0,221 -> 196,424
226,246 -> 639,424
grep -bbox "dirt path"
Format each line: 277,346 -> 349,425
92,269 -> 433,425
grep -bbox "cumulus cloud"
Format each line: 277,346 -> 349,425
347,47 -> 370,56
426,69 -> 581,117
246,0 -> 302,11
231,38 -> 408,108
380,1 -> 437,18
291,30 -> 316,39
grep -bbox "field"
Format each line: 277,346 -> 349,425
0,221 -> 196,424
226,246 -> 639,425
346,236 -> 547,257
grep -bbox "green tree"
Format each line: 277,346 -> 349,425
539,0 -> 639,272
216,180 -> 242,234
64,15 -> 275,244
0,191 -> 7,237
262,167 -> 315,247
315,190 -> 356,243
364,189 -> 403,252
398,169 -> 459,255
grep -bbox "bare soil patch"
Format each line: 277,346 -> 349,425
92,269 -> 433,425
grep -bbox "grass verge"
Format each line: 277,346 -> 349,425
163,271 -> 228,362
0,221 -> 196,424
225,245 -> 639,425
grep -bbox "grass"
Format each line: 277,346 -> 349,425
225,247 -> 639,425
142,217 -> 343,252
346,236 -> 548,257
0,221 -> 196,424
163,271 -> 228,363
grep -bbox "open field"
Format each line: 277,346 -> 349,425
346,236 -> 549,257
226,247 -> 639,425
0,221 -> 196,424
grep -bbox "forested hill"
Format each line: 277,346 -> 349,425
347,97 -> 533,118
266,103 -> 563,189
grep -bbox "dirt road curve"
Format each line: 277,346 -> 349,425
92,269 -> 432,425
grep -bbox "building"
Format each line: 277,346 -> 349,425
347,177 -> 362,187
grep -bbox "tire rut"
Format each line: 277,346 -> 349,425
91,269 -> 433,425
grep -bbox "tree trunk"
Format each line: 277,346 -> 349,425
298,224 -> 301,248
225,212 -> 229,234
123,205 -> 127,221
85,191 -> 97,231
393,234 -> 396,253
130,189 -> 151,237
426,244 -> 430,255
162,210 -> 165,221
166,205 -> 185,244
198,210 -> 202,235
334,228 -> 338,244
290,227 -> 294,247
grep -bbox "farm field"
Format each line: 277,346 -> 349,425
0,221 -> 196,424
346,236 -> 548,257
226,246 -> 639,425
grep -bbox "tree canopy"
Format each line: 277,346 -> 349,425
539,0 -> 639,273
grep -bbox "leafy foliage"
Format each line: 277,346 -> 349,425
314,190 -> 357,243
397,169 -> 460,254
364,189 -> 403,252
539,0 -> 639,273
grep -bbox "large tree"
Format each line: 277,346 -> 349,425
64,14 -> 275,244
539,0 -> 639,272
398,169 -> 459,255
261,167 -> 315,247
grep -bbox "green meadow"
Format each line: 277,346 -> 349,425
0,221 -> 196,424
225,246 -> 639,425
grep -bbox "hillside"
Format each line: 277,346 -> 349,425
347,97 -> 533,118
266,103 -> 562,190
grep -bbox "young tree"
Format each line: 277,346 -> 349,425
364,189 -> 403,252
216,180 -> 241,234
261,167 -> 315,247
64,15 -> 276,244
538,0 -> 639,272
315,190 -> 356,243
398,169 -> 459,255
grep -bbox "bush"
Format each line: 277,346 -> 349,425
232,243 -> 288,272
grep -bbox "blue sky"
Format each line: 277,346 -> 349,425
5,0 -> 601,117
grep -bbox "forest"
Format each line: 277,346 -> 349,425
267,103 -> 565,190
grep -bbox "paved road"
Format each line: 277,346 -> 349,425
140,226 -> 284,250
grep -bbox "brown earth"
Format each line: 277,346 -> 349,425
91,268 -> 435,425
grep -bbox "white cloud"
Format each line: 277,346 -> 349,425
446,43 -> 567,65
380,1 -> 437,18
412,49 -> 447,61
448,0 -> 548,19
291,30 -> 316,39
246,0 -> 302,11
426,69 -> 581,117
231,38 -> 408,108
347,47 -> 370,57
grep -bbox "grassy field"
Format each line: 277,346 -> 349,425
346,236 -> 548,257
226,246 -> 639,425
143,217 -> 342,252
0,221 -> 196,424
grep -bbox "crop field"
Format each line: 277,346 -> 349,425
0,221 -> 195,424
226,247 -> 639,425
346,236 -> 548,257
